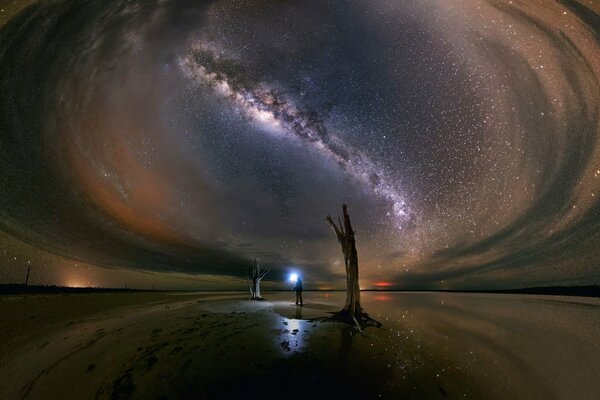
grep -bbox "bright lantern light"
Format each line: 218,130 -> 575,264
289,273 -> 298,282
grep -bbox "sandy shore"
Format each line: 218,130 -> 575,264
1,291 -> 599,399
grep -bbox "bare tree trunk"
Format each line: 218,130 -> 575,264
326,204 -> 362,317
247,259 -> 269,300
325,205 -> 381,330
256,280 -> 261,299
251,278 -> 261,299
25,265 -> 31,286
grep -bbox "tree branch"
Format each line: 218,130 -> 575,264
326,215 -> 343,242
342,204 -> 354,237
258,267 -> 270,280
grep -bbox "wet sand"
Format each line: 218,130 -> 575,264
0,291 -> 599,399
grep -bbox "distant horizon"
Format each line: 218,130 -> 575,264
2,282 -> 598,298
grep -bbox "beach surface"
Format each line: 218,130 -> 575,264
0,291 -> 599,399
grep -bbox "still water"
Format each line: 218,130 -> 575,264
1,291 -> 598,400
272,291 -> 600,400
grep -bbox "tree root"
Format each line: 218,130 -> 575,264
316,309 -> 383,331
249,297 -> 267,301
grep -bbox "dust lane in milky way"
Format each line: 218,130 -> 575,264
0,0 -> 599,290
179,43 -> 412,225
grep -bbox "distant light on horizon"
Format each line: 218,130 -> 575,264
65,279 -> 86,288
288,273 -> 298,282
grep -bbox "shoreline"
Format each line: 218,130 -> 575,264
2,283 -> 599,298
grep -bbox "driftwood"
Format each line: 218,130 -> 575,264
326,204 -> 381,331
247,258 -> 269,300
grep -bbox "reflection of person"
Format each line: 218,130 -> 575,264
293,277 -> 303,306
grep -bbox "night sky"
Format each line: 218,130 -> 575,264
1,0 -> 599,290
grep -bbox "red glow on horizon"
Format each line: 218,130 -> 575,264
374,281 -> 394,288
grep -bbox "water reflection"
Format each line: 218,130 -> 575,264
294,305 -> 302,320
373,294 -> 393,301
264,291 -> 600,398
364,292 -> 600,399
277,311 -> 310,355
334,326 -> 354,372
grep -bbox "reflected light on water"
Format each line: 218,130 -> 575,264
278,317 -> 310,355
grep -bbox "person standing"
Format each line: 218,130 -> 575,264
293,277 -> 303,306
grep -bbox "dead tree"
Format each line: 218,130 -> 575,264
326,204 -> 380,330
247,258 -> 269,300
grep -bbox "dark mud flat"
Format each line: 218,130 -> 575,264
1,291 -> 599,399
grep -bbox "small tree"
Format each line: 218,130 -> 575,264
247,259 -> 269,300
326,204 -> 380,330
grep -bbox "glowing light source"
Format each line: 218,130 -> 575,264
65,279 -> 86,288
289,273 -> 298,282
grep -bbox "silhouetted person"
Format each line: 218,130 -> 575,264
294,278 -> 303,306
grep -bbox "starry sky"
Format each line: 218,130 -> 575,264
1,0 -> 599,290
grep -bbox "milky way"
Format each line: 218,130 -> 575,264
179,42 -> 411,224
0,0 -> 599,290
